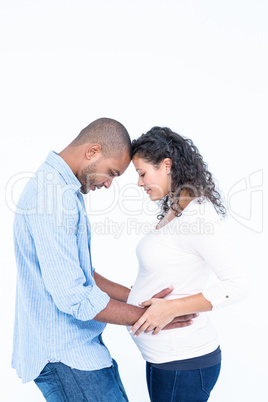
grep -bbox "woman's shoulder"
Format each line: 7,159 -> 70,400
182,197 -> 220,223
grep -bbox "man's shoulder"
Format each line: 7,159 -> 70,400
16,160 -> 78,213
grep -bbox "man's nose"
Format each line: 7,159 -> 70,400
103,178 -> 113,188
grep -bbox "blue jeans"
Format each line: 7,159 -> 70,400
146,362 -> 221,402
34,359 -> 128,401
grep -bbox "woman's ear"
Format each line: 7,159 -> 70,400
85,144 -> 102,160
164,158 -> 172,174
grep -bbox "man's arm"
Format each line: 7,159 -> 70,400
93,282 -> 198,328
93,299 -> 144,325
93,272 -> 130,302
93,298 -> 197,329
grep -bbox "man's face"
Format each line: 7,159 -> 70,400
78,151 -> 131,194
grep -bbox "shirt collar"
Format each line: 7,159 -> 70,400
45,151 -> 81,193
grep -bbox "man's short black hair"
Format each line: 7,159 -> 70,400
71,118 -> 131,158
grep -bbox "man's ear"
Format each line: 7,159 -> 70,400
85,143 -> 102,160
164,158 -> 172,174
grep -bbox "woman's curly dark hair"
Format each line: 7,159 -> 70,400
131,126 -> 226,220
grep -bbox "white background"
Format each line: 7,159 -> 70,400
1,1 -> 267,401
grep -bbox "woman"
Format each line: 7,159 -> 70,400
127,127 -> 247,402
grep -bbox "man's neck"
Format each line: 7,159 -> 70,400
58,146 -> 80,176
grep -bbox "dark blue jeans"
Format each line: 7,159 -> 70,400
146,362 -> 221,402
34,359 -> 128,401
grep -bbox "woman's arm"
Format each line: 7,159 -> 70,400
129,293 -> 212,336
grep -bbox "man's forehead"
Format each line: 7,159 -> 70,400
111,153 -> 131,175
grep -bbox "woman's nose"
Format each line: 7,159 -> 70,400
138,176 -> 143,187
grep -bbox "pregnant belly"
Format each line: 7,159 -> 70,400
127,288 -> 219,363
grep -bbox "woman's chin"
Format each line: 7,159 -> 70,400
149,192 -> 168,202
149,194 -> 161,201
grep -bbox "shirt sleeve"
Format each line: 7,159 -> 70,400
183,202 -> 249,310
25,190 -> 110,321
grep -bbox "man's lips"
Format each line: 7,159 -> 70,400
90,185 -> 103,191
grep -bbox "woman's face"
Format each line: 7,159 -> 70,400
132,155 -> 171,201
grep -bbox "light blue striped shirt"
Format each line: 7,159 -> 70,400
12,151 -> 112,383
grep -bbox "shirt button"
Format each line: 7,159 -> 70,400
226,295 -> 229,298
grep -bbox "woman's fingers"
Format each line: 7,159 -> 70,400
130,318 -> 194,336
145,325 -> 157,333
130,298 -> 177,336
133,321 -> 150,337
129,316 -> 158,337
129,316 -> 147,335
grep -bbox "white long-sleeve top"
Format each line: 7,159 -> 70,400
127,198 -> 247,363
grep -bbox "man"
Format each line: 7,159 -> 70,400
12,118 -> 196,401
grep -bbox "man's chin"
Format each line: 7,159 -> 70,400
80,186 -> 90,194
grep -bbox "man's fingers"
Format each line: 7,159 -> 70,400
164,320 -> 194,330
139,300 -> 152,307
163,313 -> 199,330
173,313 -> 199,323
152,286 -> 174,299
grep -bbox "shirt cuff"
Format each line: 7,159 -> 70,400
202,288 -> 232,311
71,284 -> 110,321
202,282 -> 248,311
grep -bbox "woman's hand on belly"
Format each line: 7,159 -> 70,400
129,298 -> 193,336
129,292 -> 212,336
